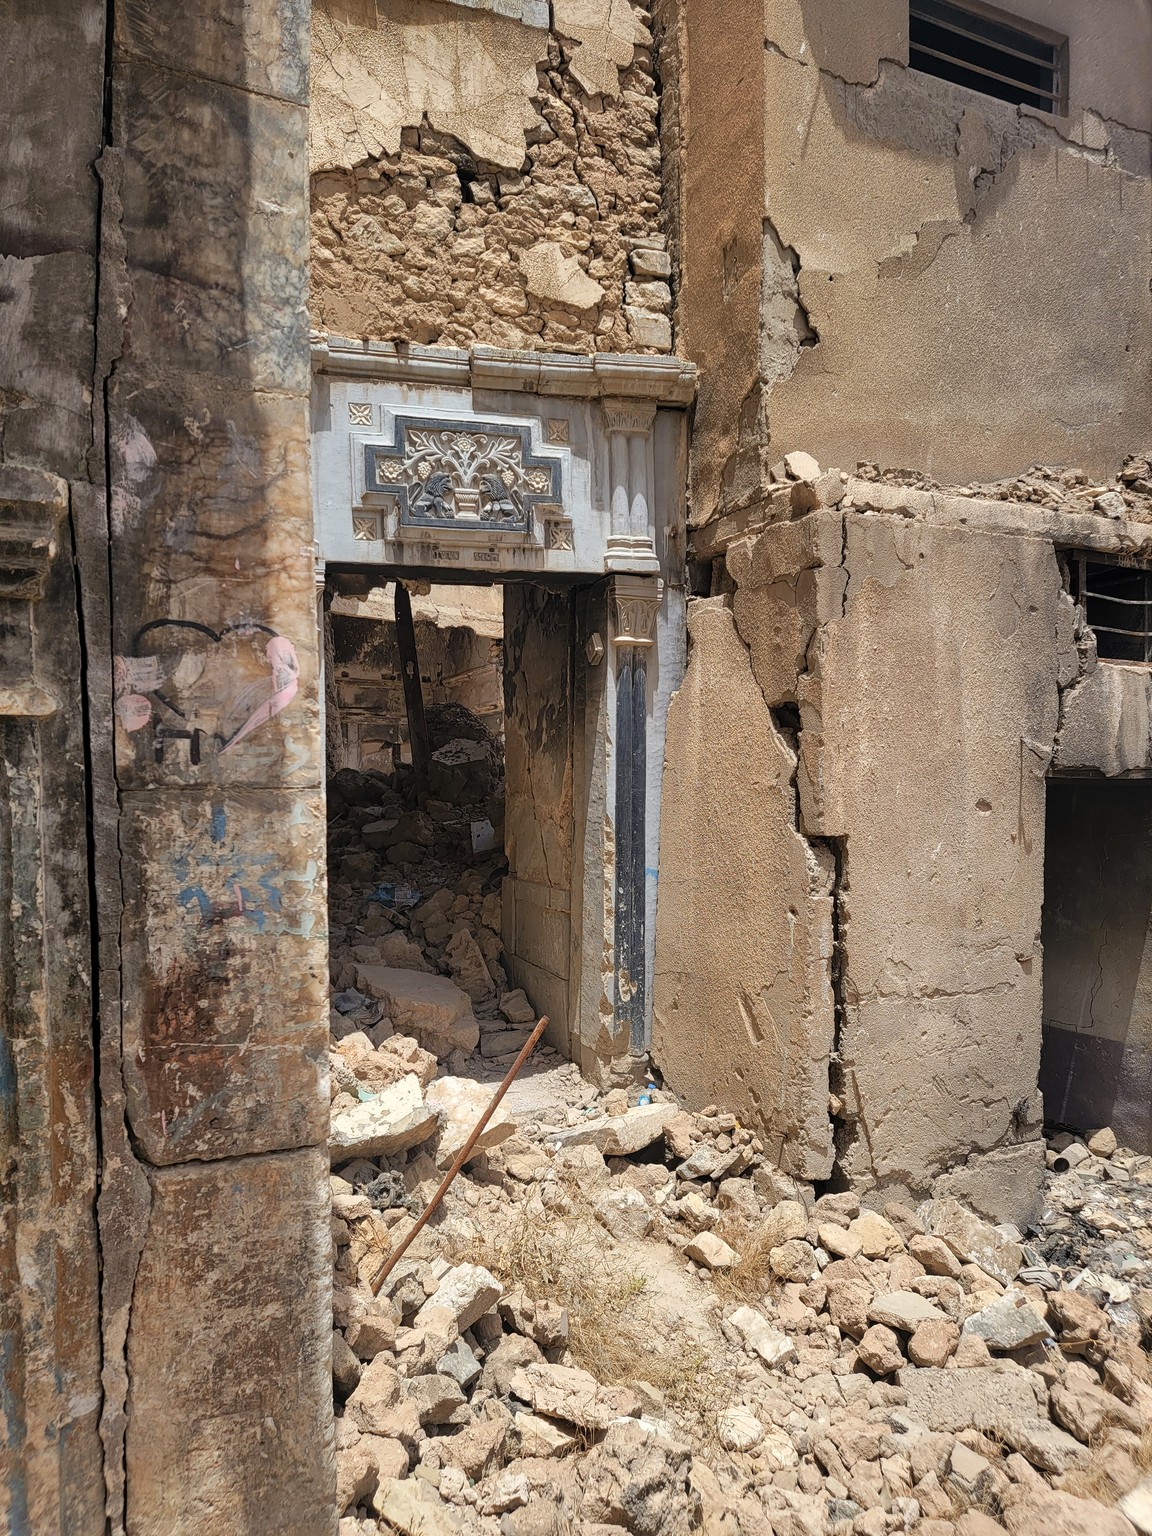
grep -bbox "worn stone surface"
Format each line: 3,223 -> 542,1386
895,1365 -> 1044,1432
310,0 -> 670,354
653,599 -> 835,1178
355,967 -> 479,1057
425,1075 -> 517,1168
124,1149 -> 334,1534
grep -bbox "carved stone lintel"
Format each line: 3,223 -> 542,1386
611,574 -> 663,648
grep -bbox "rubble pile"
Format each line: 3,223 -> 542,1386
854,453 -> 1152,522
324,739 -> 1152,1536
324,922 -> 1152,1536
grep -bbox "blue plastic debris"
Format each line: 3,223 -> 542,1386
368,883 -> 421,910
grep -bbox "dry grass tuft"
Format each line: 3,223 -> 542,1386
451,1179 -> 734,1436
1061,1425 -> 1152,1507
710,1217 -> 781,1310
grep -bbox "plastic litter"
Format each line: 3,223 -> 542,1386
368,882 -> 421,909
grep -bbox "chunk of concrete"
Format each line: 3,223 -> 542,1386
895,1365 -> 1044,1432
425,1076 -> 516,1169
548,1103 -> 678,1156
509,1362 -> 642,1431
868,1291 -> 947,1332
329,1074 -> 438,1160
416,1264 -> 502,1333
925,1198 -> 1023,1284
355,967 -> 479,1056
962,1291 -> 1051,1352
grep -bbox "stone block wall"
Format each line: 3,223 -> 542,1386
310,0 -> 671,353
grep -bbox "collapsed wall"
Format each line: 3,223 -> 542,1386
656,459 -> 1152,1224
310,0 -> 671,354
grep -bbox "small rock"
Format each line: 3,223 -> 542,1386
784,450 -> 821,481
848,1211 -> 904,1258
818,1222 -> 863,1259
727,1306 -> 797,1368
990,1415 -> 1086,1475
762,1200 -> 809,1249
509,1362 -> 642,1431
856,1324 -> 904,1375
329,1073 -> 438,1160
685,1231 -> 740,1271
907,1317 -> 960,1367
404,1373 -> 466,1426
1120,1478 -> 1152,1535
416,1264 -> 502,1333
868,1290 -> 947,1332
595,1185 -> 653,1239
346,1356 -> 403,1435
770,1239 -> 818,1282
426,1076 -> 516,1169
436,1338 -> 481,1392
962,1291 -> 1051,1352
499,989 -> 536,1025
1087,1125 -> 1119,1158
926,1198 -> 1022,1284
718,1407 -> 764,1452
1003,1488 -> 1133,1535
514,1410 -> 577,1458
479,1471 -> 530,1515
374,1477 -> 461,1536
909,1235 -> 963,1279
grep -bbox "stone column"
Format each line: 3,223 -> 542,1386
91,4 -> 335,1532
610,575 -> 663,1051
603,401 -> 660,574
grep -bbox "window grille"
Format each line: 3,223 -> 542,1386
909,0 -> 1068,115
1066,553 -> 1152,665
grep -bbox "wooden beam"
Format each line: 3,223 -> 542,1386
393,580 -> 430,798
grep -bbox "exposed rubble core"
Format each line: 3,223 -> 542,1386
310,0 -> 672,353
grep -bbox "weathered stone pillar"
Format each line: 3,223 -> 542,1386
88,3 -> 335,1531
0,3 -> 108,1528
610,575 -> 663,1051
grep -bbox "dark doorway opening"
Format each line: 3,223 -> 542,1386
1041,778 -> 1152,1153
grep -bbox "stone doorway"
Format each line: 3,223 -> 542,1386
311,341 -> 694,1074
324,570 -> 587,1065
1040,776 -> 1152,1154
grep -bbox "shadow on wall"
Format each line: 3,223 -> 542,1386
1041,777 -> 1152,1153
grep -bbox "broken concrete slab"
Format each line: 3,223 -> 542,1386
894,1364 -> 1044,1432
329,1074 -> 438,1161
509,1362 -> 642,1431
355,967 -> 479,1056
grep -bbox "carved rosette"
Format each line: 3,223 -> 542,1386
611,575 -> 663,648
363,415 -> 563,544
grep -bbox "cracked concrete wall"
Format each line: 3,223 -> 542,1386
669,0 -> 1152,524
684,484 -> 1128,1221
652,598 -> 836,1180
1041,780 -> 1152,1156
311,0 -> 672,352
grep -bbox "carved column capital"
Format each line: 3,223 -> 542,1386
611,574 -> 663,648
601,398 -> 657,437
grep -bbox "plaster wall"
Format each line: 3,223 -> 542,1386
310,0 -> 672,353
669,0 -> 1152,524
652,598 -> 837,1180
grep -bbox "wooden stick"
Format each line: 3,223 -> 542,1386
369,1016 -> 549,1296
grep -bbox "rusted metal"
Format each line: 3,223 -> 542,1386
370,1015 -> 549,1296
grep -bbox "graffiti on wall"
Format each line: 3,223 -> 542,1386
114,617 -> 300,763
